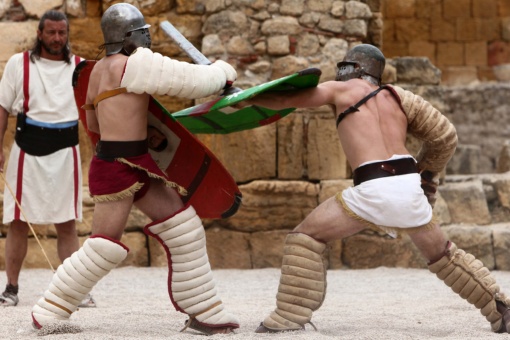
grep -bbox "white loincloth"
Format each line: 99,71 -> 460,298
3,142 -> 83,225
341,155 -> 432,235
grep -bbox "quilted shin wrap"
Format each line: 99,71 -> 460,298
262,233 -> 328,331
392,85 -> 458,174
31,236 -> 128,328
120,47 -> 229,99
428,242 -> 510,332
145,205 -> 239,329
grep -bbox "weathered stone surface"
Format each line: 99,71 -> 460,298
223,180 -> 319,232
491,223 -> 510,270
250,230 -> 290,268
261,16 -> 302,35
197,126 -> 277,182
19,0 -> 62,18
343,233 -> 426,269
206,226 -> 251,269
0,22 -> 37,64
120,232 -> 149,267
447,144 -> 481,174
394,57 -> 442,85
439,180 -> 491,225
442,224 -> 494,269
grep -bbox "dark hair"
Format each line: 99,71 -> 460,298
30,10 -> 71,64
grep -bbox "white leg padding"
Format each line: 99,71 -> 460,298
147,206 -> 239,328
32,237 -> 128,329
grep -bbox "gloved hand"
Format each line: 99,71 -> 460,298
212,60 -> 237,88
420,170 -> 439,208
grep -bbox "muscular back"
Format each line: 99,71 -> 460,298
332,79 -> 409,169
249,78 -> 410,170
86,54 -> 150,141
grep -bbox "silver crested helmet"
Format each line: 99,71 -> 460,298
336,44 -> 385,85
101,3 -> 151,56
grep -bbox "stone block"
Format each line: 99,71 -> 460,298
415,0 -> 442,19
223,180 -> 319,232
395,19 -> 430,42
442,225 -> 494,269
147,236 -> 166,267
430,19 -> 456,42
465,41 -> 488,67
408,41 -> 436,65
488,41 -> 510,66
472,0 -> 498,18
318,179 -> 353,204
206,226 -> 251,269
440,66 -> 479,86
447,144 -> 481,174
491,223 -> 510,270
250,229 -> 290,268
456,18 -> 479,42
342,233 -> 426,269
197,125 -> 277,183
306,113 -> 350,180
436,42 -> 464,67
497,140 -> 510,173
439,180 -> 491,225
394,57 -> 442,85
277,114 -> 305,179
383,0 -> 415,18
120,232 -> 149,267
0,22 -> 38,62
443,0 -> 471,19
382,41 -> 409,58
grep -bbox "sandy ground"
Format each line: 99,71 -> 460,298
1,266 -> 509,340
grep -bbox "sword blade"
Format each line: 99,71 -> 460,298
160,21 -> 211,66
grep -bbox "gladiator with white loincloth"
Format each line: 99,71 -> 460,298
31,3 -> 239,335
245,44 -> 510,334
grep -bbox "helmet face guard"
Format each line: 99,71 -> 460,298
336,61 -> 362,81
123,26 -> 151,55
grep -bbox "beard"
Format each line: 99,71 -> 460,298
40,39 -> 66,56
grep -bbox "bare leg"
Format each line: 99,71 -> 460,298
91,196 -> 134,240
294,196 -> 367,242
134,178 -> 183,221
407,222 -> 448,263
54,220 -> 79,263
4,220 -> 29,286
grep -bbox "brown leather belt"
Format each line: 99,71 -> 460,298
353,157 -> 418,186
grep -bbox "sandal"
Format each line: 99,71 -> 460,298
182,318 -> 237,335
0,284 -> 19,307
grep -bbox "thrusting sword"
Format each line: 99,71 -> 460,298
160,21 -> 212,66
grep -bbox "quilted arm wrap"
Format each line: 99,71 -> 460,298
120,47 -> 235,99
393,85 -> 457,173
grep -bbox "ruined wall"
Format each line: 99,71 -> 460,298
0,0 -> 509,272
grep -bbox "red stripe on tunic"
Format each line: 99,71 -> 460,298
14,151 -> 26,220
72,146 -> 79,218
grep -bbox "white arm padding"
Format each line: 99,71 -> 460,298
120,47 -> 236,99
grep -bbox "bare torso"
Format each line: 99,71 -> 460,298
248,78 -> 410,170
86,54 -> 150,141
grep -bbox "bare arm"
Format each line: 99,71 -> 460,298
0,105 -> 10,172
247,81 -> 338,110
85,107 -> 100,134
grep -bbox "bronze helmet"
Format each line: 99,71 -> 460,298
336,44 -> 385,85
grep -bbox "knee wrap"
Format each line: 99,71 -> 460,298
144,206 -> 239,330
428,241 -> 510,332
120,47 -> 236,99
262,233 -> 328,331
32,236 -> 128,329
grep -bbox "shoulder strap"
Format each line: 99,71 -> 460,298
92,87 -> 128,108
336,86 -> 388,127
22,51 -> 30,114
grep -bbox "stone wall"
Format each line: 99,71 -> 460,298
381,0 -> 510,85
0,0 -> 509,272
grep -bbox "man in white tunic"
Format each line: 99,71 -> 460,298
247,44 -> 510,334
0,10 -> 93,308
